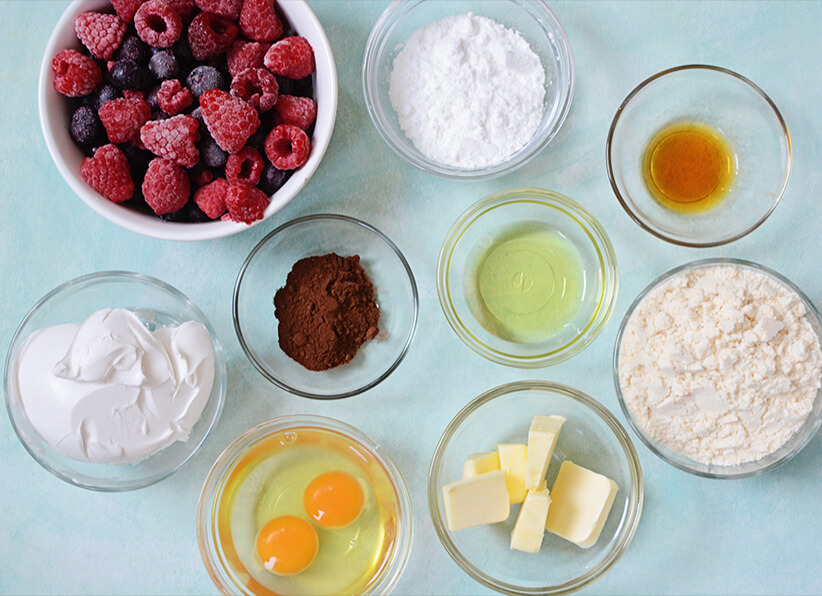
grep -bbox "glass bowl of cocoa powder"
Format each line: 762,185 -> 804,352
233,214 -> 419,399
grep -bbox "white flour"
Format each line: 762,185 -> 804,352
388,13 -> 545,169
618,265 -> 822,466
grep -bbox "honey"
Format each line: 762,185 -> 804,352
643,122 -> 736,213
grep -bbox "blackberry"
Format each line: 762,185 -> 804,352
70,106 -> 102,146
275,74 -> 313,98
199,134 -> 228,168
148,50 -> 179,80
258,162 -> 291,195
186,65 -> 223,99
110,59 -> 146,90
116,35 -> 150,65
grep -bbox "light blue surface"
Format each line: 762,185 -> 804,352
2,1 -> 822,594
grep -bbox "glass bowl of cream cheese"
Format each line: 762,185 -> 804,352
4,271 -> 227,491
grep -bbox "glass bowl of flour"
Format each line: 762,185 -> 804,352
614,258 -> 822,478
363,0 -> 574,180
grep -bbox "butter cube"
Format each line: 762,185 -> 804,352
545,461 -> 618,548
496,443 -> 528,504
442,470 -> 510,532
510,487 -> 552,553
525,415 -> 565,490
462,451 -> 501,479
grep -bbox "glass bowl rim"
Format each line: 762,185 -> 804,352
197,414 -> 414,596
612,257 -> 822,478
3,270 -> 227,491
427,380 -> 644,595
233,213 -> 419,400
361,0 -> 575,181
605,63 -> 792,248
436,188 -> 618,368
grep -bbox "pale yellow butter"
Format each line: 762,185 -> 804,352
462,451 -> 500,479
442,470 -> 510,532
510,486 -> 551,553
525,415 -> 565,490
545,461 -> 618,548
496,443 -> 528,504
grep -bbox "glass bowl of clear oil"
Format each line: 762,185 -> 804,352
437,188 -> 618,368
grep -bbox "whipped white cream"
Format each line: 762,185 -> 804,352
11,308 -> 215,465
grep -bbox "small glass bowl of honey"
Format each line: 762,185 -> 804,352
606,64 -> 791,247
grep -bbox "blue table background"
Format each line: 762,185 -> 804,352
2,1 -> 822,594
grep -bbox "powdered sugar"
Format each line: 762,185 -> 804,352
388,13 -> 545,169
618,265 -> 822,466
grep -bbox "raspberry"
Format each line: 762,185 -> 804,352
80,144 -> 134,203
225,146 -> 264,187
134,0 -> 182,48
264,36 -> 315,80
226,40 -> 269,77
230,67 -> 278,112
274,95 -> 316,130
75,12 -> 127,61
161,0 -> 198,20
193,177 -> 229,218
195,0 -> 243,20
99,97 -> 151,143
200,89 -> 260,154
239,0 -> 283,42
156,79 -> 194,115
52,49 -> 102,97
111,0 -> 146,23
140,114 -> 200,167
121,89 -> 145,100
142,157 -> 190,214
187,11 -> 238,61
225,183 -> 268,223
192,167 -> 214,186
264,124 -> 310,170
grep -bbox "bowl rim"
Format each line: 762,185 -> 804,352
3,270 -> 227,491
38,0 -> 338,241
436,188 -> 618,368
197,414 -> 414,596
612,257 -> 822,478
233,213 -> 419,399
361,0 -> 575,180
605,63 -> 792,248
427,380 -> 644,595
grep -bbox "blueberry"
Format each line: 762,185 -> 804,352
186,65 -> 224,99
110,59 -> 146,90
259,162 -> 291,195
84,84 -> 120,111
161,200 -> 211,223
116,35 -> 150,65
199,135 -> 228,168
148,50 -> 179,80
146,84 -> 162,110
70,106 -> 102,146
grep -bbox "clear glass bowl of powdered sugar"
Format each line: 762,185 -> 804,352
614,258 -> 822,479
363,0 -> 575,180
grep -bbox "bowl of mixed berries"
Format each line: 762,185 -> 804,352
39,0 -> 337,240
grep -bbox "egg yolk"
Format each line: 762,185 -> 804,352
255,515 -> 319,576
303,471 -> 365,529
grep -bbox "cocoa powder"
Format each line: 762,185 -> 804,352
274,253 -> 380,371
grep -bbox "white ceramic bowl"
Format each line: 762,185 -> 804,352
39,0 -> 338,241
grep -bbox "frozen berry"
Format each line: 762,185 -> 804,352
187,11 -> 238,60
134,0 -> 182,48
162,0 -> 198,21
161,199 -> 211,223
115,34 -> 150,65
140,114 -> 200,167
264,37 -> 315,80
200,89 -> 260,154
85,84 -> 120,110
121,89 -> 145,100
199,134 -> 228,167
52,49 -> 102,97
195,0 -> 242,20
75,12 -> 127,61
186,65 -> 224,98
230,67 -> 278,112
276,74 -> 313,98
71,106 -> 103,146
142,157 -> 190,214
148,50 -> 179,80
146,84 -> 162,110
110,59 -> 146,90
225,183 -> 268,223
226,40 -> 269,77
193,176 -> 229,218
80,144 -> 134,202
264,124 -> 310,170
225,146 -> 263,187
111,0 -> 145,23
274,95 -> 316,130
99,97 -> 151,143
191,166 -> 214,186
239,0 -> 283,42
156,79 -> 194,115
258,161 -> 290,195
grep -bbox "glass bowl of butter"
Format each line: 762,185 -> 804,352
428,381 -> 643,595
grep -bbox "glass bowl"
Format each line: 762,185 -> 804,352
428,381 -> 643,595
198,415 -> 413,595
362,0 -> 574,180
606,64 -> 791,247
613,258 -> 822,479
437,188 -> 618,368
233,214 -> 418,399
4,271 -> 226,491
